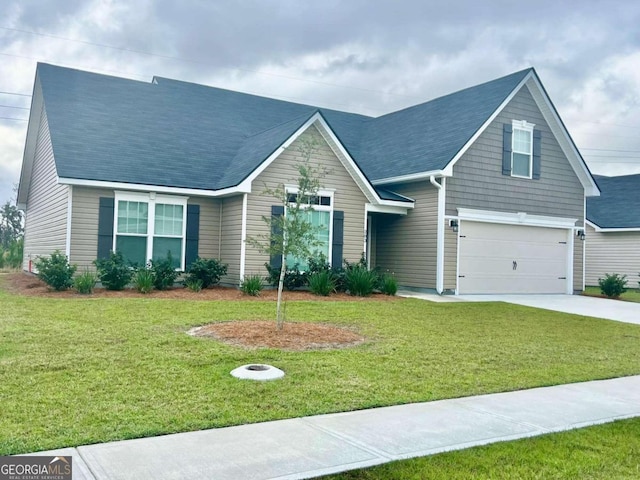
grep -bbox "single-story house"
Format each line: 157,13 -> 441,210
17,63 -> 599,294
586,174 -> 640,287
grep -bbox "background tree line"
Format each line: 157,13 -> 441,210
0,185 -> 24,269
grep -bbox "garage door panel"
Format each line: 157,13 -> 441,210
459,222 -> 569,294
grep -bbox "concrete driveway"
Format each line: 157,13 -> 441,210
457,294 -> 640,325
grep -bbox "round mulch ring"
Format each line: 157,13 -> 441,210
188,321 -> 365,351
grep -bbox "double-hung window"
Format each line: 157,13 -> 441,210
511,120 -> 535,178
114,192 -> 187,269
285,189 -> 333,270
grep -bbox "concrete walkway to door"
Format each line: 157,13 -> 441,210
456,294 -> 640,325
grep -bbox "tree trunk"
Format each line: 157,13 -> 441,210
276,253 -> 286,331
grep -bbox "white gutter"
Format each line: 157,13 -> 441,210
430,175 -> 445,294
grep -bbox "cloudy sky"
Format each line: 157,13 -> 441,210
1,0 -> 639,204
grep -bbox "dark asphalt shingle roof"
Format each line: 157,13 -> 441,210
587,174 -> 640,228
37,63 -> 533,193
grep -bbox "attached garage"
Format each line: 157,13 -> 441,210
457,219 -> 573,294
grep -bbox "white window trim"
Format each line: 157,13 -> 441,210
113,191 -> 189,270
511,119 -> 535,179
284,187 -> 334,268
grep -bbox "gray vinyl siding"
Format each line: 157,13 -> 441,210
585,224 -> 640,286
22,106 -> 68,271
70,187 -> 221,271
443,222 -> 457,291
446,85 -> 585,288
573,237 -> 584,292
70,187 -> 113,270
244,126 -> 368,276
446,86 -> 584,220
193,197 -> 222,260
220,195 -> 243,286
368,215 -> 377,268
375,182 -> 439,289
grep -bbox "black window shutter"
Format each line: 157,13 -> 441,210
532,129 -> 542,180
502,124 -> 513,175
270,205 -> 284,270
332,210 -> 344,268
97,197 -> 115,259
185,204 -> 200,270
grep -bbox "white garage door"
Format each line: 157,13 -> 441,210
458,222 -> 569,294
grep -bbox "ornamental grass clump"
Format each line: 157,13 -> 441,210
73,270 -> 97,295
240,274 -> 263,296
133,268 -> 154,294
345,266 -> 378,297
308,270 -> 336,296
380,273 -> 398,296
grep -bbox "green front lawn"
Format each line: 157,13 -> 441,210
322,417 -> 640,479
2,278 -> 640,455
584,286 -> 640,303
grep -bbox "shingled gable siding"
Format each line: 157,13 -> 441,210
243,126 -> 368,276
219,195 -> 243,286
375,182 -> 439,289
585,224 -> 640,286
22,107 -> 69,271
445,85 -> 585,291
70,188 -> 221,271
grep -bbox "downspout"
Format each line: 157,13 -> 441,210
429,175 -> 445,294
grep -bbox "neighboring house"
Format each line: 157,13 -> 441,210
585,174 -> 640,287
17,63 -> 599,294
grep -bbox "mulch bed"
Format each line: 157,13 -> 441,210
1,272 -> 399,302
2,272 -> 384,351
189,321 -> 365,351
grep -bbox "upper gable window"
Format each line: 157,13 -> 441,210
511,120 -> 535,178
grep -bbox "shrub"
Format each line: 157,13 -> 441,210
598,273 -> 628,298
264,262 -> 307,291
379,273 -> 398,296
308,270 -> 336,296
74,270 -> 97,295
133,268 -> 154,294
35,250 -> 77,291
307,253 -> 331,275
94,251 -> 132,291
241,274 -> 263,296
149,253 -> 179,290
185,278 -> 203,292
186,257 -> 228,288
345,266 -> 378,297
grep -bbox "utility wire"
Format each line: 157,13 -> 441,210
0,116 -> 27,121
0,25 -> 422,100
0,90 -> 31,97
581,147 -> 640,153
0,104 -> 29,109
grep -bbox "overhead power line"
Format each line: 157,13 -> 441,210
581,147 -> 640,153
0,90 -> 31,97
0,116 -> 28,121
0,25 -> 422,101
0,104 -> 28,109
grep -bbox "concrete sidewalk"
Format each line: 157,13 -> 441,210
30,375 -> 640,480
